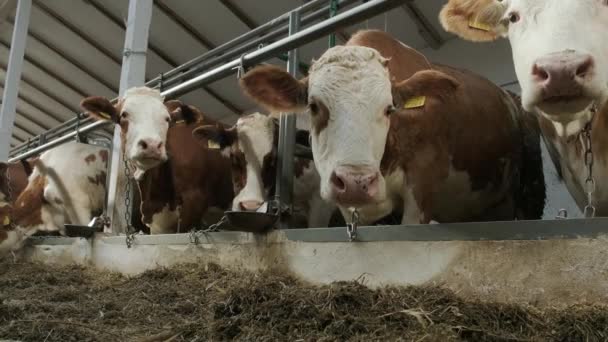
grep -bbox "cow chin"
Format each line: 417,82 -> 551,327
131,153 -> 167,171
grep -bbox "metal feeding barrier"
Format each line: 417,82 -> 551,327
6,0 -> 412,242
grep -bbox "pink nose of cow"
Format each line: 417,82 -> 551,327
532,51 -> 594,100
137,139 -> 164,158
330,166 -> 380,206
239,200 -> 264,211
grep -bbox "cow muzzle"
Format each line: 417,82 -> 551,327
531,50 -> 596,115
329,165 -> 380,207
132,138 -> 167,169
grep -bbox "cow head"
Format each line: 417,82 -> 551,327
239,46 -> 459,208
81,87 -> 179,176
440,0 -> 608,122
193,113 -> 277,212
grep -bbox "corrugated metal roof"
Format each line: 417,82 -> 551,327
0,0 -> 520,149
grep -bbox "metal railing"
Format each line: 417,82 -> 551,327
8,0 -> 362,158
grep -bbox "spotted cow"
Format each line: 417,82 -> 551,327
440,0 -> 608,215
81,90 -> 234,234
193,112 -> 335,228
239,30 -> 545,225
0,142 -> 108,257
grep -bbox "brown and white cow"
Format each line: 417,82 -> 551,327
81,90 -> 234,234
0,142 -> 108,256
440,0 -> 608,215
193,112 -> 335,228
239,30 -> 545,225
0,160 -> 32,231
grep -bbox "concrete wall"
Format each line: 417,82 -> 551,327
21,223 -> 608,307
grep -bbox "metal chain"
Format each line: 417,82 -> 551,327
189,215 -> 228,244
4,165 -> 16,229
123,154 -> 137,248
346,209 -> 359,241
582,111 -> 596,218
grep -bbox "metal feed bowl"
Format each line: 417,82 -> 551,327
224,211 -> 278,233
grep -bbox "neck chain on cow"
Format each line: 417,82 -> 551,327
123,154 -> 137,248
346,208 -> 360,241
581,103 -> 597,218
4,165 -> 16,230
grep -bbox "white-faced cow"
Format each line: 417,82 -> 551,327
440,0 -> 608,215
81,90 -> 234,234
239,30 -> 545,225
193,112 -> 335,228
0,142 -> 108,257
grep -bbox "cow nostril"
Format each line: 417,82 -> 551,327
138,140 -> 148,150
532,64 -> 549,81
576,58 -> 593,78
330,171 -> 346,191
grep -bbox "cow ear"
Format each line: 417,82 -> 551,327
393,70 -> 460,108
80,96 -> 119,122
21,159 -> 34,176
439,0 -> 507,42
192,125 -> 237,155
240,65 -> 308,113
182,105 -> 203,124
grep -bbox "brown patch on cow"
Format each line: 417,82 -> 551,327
99,150 -> 109,166
84,154 -> 97,164
11,175 -> 46,228
0,161 -> 30,203
240,65 -> 308,112
137,109 -> 234,233
230,150 -> 248,194
88,172 -> 107,186
310,98 -> 330,135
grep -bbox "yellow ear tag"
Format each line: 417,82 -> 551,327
208,141 -> 220,150
403,96 -> 426,109
98,112 -> 112,120
468,19 -> 491,32
3,216 -> 9,226
174,120 -> 185,125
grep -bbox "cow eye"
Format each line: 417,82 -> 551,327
309,102 -> 319,115
120,112 -> 128,119
508,12 -> 520,23
385,105 -> 396,116
165,117 -> 171,123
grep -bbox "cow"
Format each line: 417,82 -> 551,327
439,0 -> 608,216
193,112 -> 335,228
81,89 -> 234,234
238,29 -> 545,225
0,142 -> 108,257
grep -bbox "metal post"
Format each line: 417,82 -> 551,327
106,0 -> 153,234
0,0 -> 31,161
275,10 -> 300,229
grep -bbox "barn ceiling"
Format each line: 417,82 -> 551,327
0,0 -> 520,151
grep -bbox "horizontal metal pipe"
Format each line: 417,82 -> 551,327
8,120 -> 110,162
154,0 -> 359,91
146,0 -> 330,85
163,0 -> 407,98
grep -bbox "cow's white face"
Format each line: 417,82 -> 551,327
307,46 -> 392,206
120,90 -> 171,170
505,0 -> 608,118
192,113 -> 276,212
230,113 -> 275,211
441,0 -> 608,122
81,87 -> 172,174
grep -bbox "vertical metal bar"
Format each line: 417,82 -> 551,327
0,0 -> 31,161
275,10 -> 300,229
106,0 -> 153,234
328,0 -> 338,48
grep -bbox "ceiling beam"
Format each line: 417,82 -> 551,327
218,0 -> 257,30
153,0 -> 215,50
0,65 -> 73,122
5,18 -> 117,94
400,3 -> 443,50
85,0 -> 243,114
0,83 -> 56,129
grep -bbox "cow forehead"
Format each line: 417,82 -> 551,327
236,113 -> 274,163
509,0 -> 599,17
121,94 -> 168,121
308,47 -> 391,105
